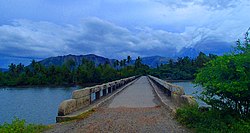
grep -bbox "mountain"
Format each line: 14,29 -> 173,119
177,47 -> 199,58
38,54 -> 115,67
141,56 -> 170,68
36,54 -> 171,68
178,40 -> 233,58
0,68 -> 8,72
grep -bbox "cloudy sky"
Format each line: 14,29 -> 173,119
0,0 -> 249,68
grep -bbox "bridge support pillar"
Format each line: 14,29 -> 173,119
108,87 -> 112,93
96,91 -> 100,100
102,89 -> 107,96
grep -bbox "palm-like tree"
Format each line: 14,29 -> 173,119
127,56 -> 131,64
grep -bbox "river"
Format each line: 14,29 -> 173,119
0,82 -> 206,125
172,81 -> 207,106
0,86 -> 79,125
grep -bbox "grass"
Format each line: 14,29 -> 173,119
74,108 -> 96,120
0,109 -> 96,132
58,108 -> 96,123
0,117 -> 49,133
176,105 -> 250,133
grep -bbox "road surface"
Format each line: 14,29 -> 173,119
45,76 -> 189,133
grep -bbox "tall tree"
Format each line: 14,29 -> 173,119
236,28 -> 250,54
119,60 -> 123,67
8,63 -> 16,76
135,56 -> 142,69
123,59 -> 126,66
65,59 -> 76,71
16,63 -> 24,74
115,60 -> 119,68
127,56 -> 131,64
196,52 -> 209,68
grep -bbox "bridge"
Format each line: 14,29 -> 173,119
46,76 -> 196,133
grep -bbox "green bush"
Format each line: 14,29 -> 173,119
176,106 -> 250,133
195,30 -> 250,117
0,117 -> 48,133
195,53 -> 250,116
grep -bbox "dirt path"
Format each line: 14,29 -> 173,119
45,76 -> 189,133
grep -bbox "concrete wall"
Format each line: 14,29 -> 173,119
148,75 -> 197,107
58,76 -> 137,116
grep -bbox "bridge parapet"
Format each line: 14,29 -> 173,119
57,76 -> 138,118
148,75 -> 196,108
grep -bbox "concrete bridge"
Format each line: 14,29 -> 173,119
47,76 -> 196,133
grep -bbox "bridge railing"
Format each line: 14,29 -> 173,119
58,76 -> 138,117
148,75 -> 196,107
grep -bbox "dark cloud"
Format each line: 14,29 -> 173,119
0,18 -> 180,62
0,13 -> 247,68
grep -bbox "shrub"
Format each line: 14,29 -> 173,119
195,53 -> 250,116
195,29 -> 250,117
0,117 -> 48,133
176,106 -> 250,133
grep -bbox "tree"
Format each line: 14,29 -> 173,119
169,59 -> 174,68
196,52 -> 209,68
236,28 -> 250,54
119,60 -> 123,67
135,56 -> 142,69
122,59 -> 126,66
31,60 -> 36,68
195,30 -> 250,117
65,59 -> 76,71
0,71 -> 4,86
16,63 -> 24,74
113,61 -> 117,68
115,60 -> 119,66
0,55 -> 151,87
8,63 -> 16,76
127,56 -> 131,64
195,53 -> 250,116
47,65 -> 57,84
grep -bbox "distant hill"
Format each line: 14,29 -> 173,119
141,56 -> 170,68
35,54 -> 171,68
178,39 -> 233,58
38,54 -> 115,67
0,68 -> 8,72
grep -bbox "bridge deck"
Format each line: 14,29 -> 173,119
45,76 -> 189,133
109,76 -> 157,108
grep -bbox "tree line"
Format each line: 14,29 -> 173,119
149,52 -> 217,80
0,51 -> 215,87
0,56 -> 148,86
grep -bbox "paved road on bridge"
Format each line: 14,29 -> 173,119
46,76 -> 189,133
109,76 -> 157,108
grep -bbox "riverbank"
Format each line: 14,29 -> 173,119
0,83 -> 98,89
0,117 -> 49,133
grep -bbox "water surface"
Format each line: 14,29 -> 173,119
0,87 -> 78,125
172,82 -> 207,106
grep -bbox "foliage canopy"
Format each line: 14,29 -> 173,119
195,29 -> 250,116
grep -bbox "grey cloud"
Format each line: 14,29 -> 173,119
154,0 -> 239,10
199,0 -> 238,9
0,17 -> 240,64
0,18 -> 180,60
